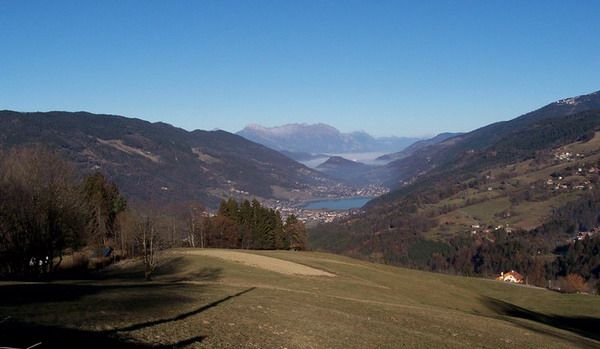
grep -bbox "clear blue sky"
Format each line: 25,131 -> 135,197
1,1 -> 599,137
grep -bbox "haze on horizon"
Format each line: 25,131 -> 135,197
1,1 -> 600,137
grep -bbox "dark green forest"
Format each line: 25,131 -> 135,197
194,198 -> 308,251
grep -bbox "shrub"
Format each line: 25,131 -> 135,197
559,273 -> 590,293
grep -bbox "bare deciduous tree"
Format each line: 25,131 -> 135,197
135,215 -> 162,280
186,202 -> 207,248
135,215 -> 161,281
0,146 -> 86,278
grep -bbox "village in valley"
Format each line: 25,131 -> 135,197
275,205 -> 361,224
251,185 -> 388,224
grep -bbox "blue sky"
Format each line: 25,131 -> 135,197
1,1 -> 599,137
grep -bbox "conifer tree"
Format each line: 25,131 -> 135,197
285,214 -> 308,251
83,172 -> 127,246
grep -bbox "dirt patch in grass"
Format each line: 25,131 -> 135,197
178,249 -> 335,277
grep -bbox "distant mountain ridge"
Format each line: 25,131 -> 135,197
0,111 -> 339,208
317,156 -> 367,169
237,123 -> 421,154
382,90 -> 600,188
315,156 -> 378,186
377,132 -> 463,162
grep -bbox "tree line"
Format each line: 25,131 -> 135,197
310,186 -> 600,293
186,198 -> 308,251
0,146 -> 133,279
0,145 -> 307,280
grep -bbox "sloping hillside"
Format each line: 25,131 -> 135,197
377,132 -> 463,162
0,111 -> 338,208
310,95 -> 600,285
315,156 -> 381,185
384,90 -> 600,187
1,249 -> 598,348
375,108 -> 600,207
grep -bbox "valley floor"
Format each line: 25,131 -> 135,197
1,249 -> 599,348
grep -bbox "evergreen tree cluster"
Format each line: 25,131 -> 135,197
202,198 -> 307,250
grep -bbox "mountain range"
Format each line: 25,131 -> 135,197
2,90 -> 599,288
0,111 -> 340,208
381,90 -> 600,189
312,89 -> 600,273
236,123 -> 421,154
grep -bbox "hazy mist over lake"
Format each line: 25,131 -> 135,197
301,152 -> 390,168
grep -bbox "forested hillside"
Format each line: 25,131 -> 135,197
376,132 -> 463,162
0,110 -> 338,208
382,90 -> 600,188
311,98 -> 600,292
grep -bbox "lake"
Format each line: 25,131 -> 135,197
303,197 -> 372,210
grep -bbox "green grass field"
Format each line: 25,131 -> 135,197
1,249 -> 599,348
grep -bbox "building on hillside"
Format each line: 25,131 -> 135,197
496,270 -> 524,284
573,231 -> 595,241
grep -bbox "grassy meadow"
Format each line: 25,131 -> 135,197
1,248 -> 599,348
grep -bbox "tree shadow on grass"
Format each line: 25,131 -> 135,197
96,256 -> 222,282
0,282 -> 199,306
481,296 -> 600,345
108,287 -> 256,333
0,262 -> 223,306
38,256 -> 221,284
0,260 -> 249,348
0,287 -> 256,348
0,319 -> 205,348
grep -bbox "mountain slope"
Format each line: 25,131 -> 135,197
377,132 -> 463,162
237,123 -> 421,153
384,91 -> 600,187
315,156 -> 378,185
317,156 -> 369,170
310,91 -> 600,286
0,111 -> 338,208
